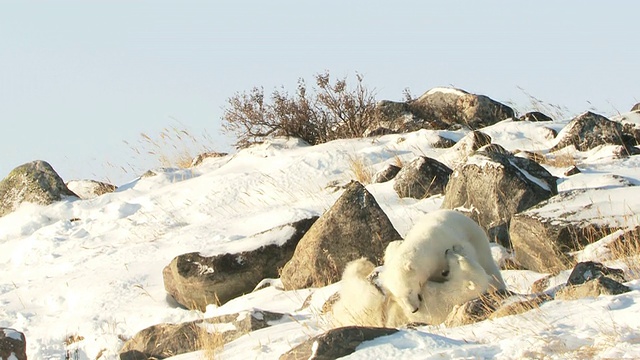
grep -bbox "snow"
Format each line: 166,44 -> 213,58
423,87 -> 469,98
2,115 -> 640,359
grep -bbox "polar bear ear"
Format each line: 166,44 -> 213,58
403,260 -> 414,272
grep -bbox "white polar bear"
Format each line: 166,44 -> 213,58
379,209 -> 506,315
331,248 -> 490,327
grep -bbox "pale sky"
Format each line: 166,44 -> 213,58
2,1 -> 639,185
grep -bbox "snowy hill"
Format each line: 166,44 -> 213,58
2,115 -> 640,359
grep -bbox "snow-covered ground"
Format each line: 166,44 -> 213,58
2,115 -> 640,359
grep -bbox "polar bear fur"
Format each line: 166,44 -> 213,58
331,249 -> 490,327
379,209 -> 506,315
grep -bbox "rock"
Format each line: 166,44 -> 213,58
489,293 -> 552,320
443,289 -> 512,326
551,112 -> 633,153
410,88 -> 515,130
369,88 -> 514,135
0,160 -> 77,217
509,187 -> 639,273
564,166 -> 581,176
566,261 -> 627,285
442,149 -> 557,246
66,179 -> 117,199
631,103 -> 640,112
479,143 -> 511,156
439,130 -> 492,168
191,151 -> 229,167
444,290 -> 551,326
280,181 -> 402,290
372,100 -> 430,134
531,276 -> 552,293
432,136 -> 457,148
392,156 -> 452,199
372,164 -> 401,183
555,277 -> 631,300
279,326 -> 397,360
120,310 -> 284,360
0,328 -> 26,360
518,111 -> 553,122
163,217 -> 317,310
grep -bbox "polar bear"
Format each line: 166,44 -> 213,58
331,248 -> 490,327
404,247 -> 490,325
330,257 -> 387,327
379,209 -> 505,315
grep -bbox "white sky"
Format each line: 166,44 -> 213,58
2,0 -> 639,185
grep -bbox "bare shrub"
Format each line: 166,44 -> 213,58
222,71 -> 377,148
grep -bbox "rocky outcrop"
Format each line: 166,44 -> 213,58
410,88 -> 515,130
509,186 -> 639,273
119,310 -> 284,360
551,112 -> 633,153
66,179 -> 117,199
442,148 -> 557,246
279,326 -> 397,360
280,181 -> 401,290
0,160 -> 77,217
370,88 -> 514,134
392,156 -> 452,199
163,217 -> 317,310
0,328 -> 26,360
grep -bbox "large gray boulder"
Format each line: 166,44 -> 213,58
120,310 -> 284,360
280,181 -> 402,290
370,88 -> 514,134
551,112 -> 633,153
163,217 -> 317,310
442,148 -> 557,246
509,186 -> 639,273
393,156 -> 452,199
0,160 -> 77,217
0,328 -> 26,360
279,326 -> 397,360
410,88 -> 515,130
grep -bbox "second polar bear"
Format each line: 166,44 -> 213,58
331,248 -> 490,327
380,209 -> 506,315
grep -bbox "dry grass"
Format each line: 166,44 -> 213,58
392,154 -> 404,168
513,86 -> 571,120
542,150 -> 577,168
195,322 -> 225,360
605,227 -> 640,277
347,155 -> 374,184
124,121 -> 217,172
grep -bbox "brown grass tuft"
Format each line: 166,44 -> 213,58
348,155 -> 374,184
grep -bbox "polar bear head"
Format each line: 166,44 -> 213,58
443,248 -> 490,297
381,246 -> 451,314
